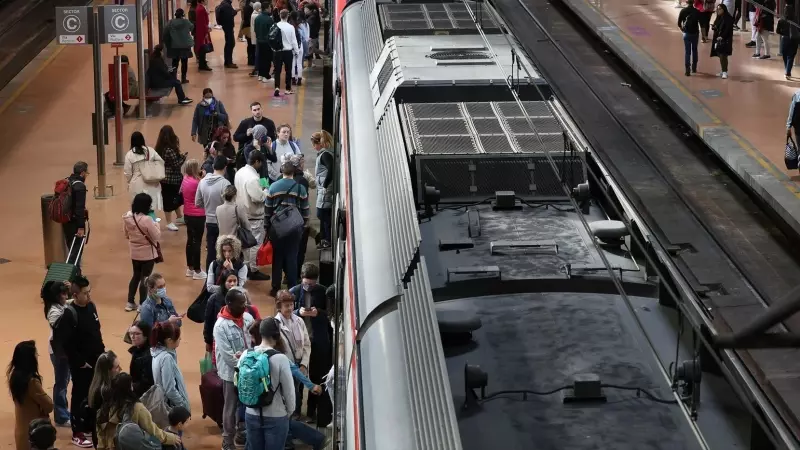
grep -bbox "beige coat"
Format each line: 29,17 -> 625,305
124,147 -> 164,210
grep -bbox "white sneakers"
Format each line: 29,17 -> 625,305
167,223 -> 179,231
186,269 -> 208,280
721,72 -> 728,79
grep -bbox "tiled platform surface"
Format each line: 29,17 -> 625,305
560,0 -> 800,237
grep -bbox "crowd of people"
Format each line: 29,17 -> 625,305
677,0 -> 799,79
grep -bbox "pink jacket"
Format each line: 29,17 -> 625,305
123,212 -> 162,261
181,176 -> 204,217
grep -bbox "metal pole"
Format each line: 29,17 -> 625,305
92,8 -> 109,199
157,0 -> 165,47
136,0 -> 147,119
148,8 -> 154,53
114,54 -> 125,166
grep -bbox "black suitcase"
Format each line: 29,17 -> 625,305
43,236 -> 85,287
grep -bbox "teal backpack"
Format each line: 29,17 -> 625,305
235,349 -> 281,408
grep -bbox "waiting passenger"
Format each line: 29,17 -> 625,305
140,273 -> 183,330
274,9 -> 299,97
233,101 -> 277,153
311,130 -> 334,247
710,3 -> 734,79
217,0 -> 238,69
266,160 -> 310,296
151,322 -> 191,411
163,8 -> 194,84
147,44 -> 193,105
127,320 -> 154,398
193,0 -> 212,71
191,88 -> 230,148
752,0 -> 775,59
267,124 -> 301,183
165,406 -> 191,449
155,125 -> 188,231
207,126 -> 238,182
254,3 -> 275,82
103,54 -> 138,116
217,185 -> 251,240
196,156 -> 232,267
249,2 -> 262,77
124,131 -> 165,211
678,0 -> 700,76
778,4 -> 800,79
275,290 -> 310,416
85,351 -> 122,448
9,341 -> 54,450
285,153 -> 316,276
42,280 -> 72,428
204,270 -> 240,352
123,193 -> 163,312
242,126 -> 277,182
206,235 -> 248,294
95,373 -> 180,449
63,161 -> 89,266
182,159 -> 207,280
235,149 -> 272,279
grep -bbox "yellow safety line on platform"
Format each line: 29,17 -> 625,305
580,0 -> 800,198
0,45 -> 66,117
294,79 -> 307,139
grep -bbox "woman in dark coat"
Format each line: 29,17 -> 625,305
778,4 -> 800,78
191,87 -> 230,148
711,3 -> 734,79
127,320 -> 155,398
163,8 -> 194,83
146,44 -> 193,104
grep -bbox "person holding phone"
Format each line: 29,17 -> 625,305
139,273 -> 184,330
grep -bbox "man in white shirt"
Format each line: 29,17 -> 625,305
274,9 -> 299,97
234,150 -> 270,280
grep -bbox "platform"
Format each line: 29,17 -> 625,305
556,0 -> 800,238
0,15 -> 324,448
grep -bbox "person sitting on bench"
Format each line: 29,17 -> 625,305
147,44 -> 194,105
104,54 -> 138,116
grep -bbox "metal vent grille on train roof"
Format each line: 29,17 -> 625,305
427,50 -> 491,60
403,102 -> 569,155
379,2 -> 499,33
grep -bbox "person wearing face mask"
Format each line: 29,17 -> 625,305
139,273 -> 184,330
288,263 -> 331,423
213,289 -> 255,450
151,322 -> 191,411
55,275 -> 105,448
127,320 -> 155,398
266,124 -> 301,183
191,88 -> 230,149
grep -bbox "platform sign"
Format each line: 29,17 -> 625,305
55,7 -> 91,45
98,5 -> 138,44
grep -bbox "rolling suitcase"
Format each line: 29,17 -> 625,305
199,368 -> 224,428
43,236 -> 85,287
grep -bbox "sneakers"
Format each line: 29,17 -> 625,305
721,72 -> 728,79
296,78 -> 303,86
225,63 -> 239,69
234,432 -> 247,447
55,419 -> 71,428
745,41 -> 756,48
213,24 -> 222,29
72,433 -> 92,448
125,302 -> 138,312
752,53 -> 761,58
185,268 -> 194,277
167,222 -> 179,231
274,89 -> 281,97
759,55 -> 771,59
248,270 -> 271,281
284,90 -> 295,95
261,76 -> 271,83
179,98 -> 194,105
193,271 -> 208,280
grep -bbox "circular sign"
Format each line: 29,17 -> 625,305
63,15 -> 81,33
111,13 -> 129,32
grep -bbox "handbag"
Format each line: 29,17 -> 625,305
235,205 -> 257,248
256,241 -> 273,266
786,137 -> 799,170
133,215 -> 165,263
139,384 -> 170,428
139,148 -> 166,183
122,310 -> 141,344
269,182 -> 305,240
200,351 -> 214,375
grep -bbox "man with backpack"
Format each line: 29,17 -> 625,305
678,0 -> 700,76
254,3 -> 275,82
53,276 -> 105,448
213,289 -> 255,450
51,161 -> 89,268
267,124 -> 301,183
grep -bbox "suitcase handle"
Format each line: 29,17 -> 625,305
66,235 -> 86,266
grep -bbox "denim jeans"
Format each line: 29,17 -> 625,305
288,420 -> 325,450
270,229 -> 302,293
683,33 -> 699,69
244,413 -> 289,450
50,353 -> 71,424
781,36 -> 799,76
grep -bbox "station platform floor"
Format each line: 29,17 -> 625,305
559,0 -> 800,237
0,18 -> 324,448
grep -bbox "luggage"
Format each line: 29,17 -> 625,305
43,236 -> 85,287
199,368 -> 224,427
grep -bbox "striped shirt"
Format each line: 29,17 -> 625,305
265,177 -> 310,221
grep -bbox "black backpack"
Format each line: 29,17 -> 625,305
268,24 -> 283,51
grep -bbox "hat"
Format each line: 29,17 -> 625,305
252,125 -> 267,141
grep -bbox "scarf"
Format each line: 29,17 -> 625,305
219,305 -> 244,329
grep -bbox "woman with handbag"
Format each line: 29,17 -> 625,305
710,3 -> 735,79
123,193 -> 163,312
155,125 -> 188,232
124,131 -> 165,212
193,0 -> 212,71
217,185 -> 253,240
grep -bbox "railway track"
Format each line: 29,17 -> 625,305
491,0 -> 800,446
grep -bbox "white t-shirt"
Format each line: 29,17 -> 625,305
277,21 -> 299,53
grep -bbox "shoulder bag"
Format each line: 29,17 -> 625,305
234,205 -> 257,248
269,181 -> 305,240
140,148 -> 166,183
133,215 -> 164,263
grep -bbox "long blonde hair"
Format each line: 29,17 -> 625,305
87,351 -> 118,406
310,130 -> 333,149
184,158 -> 201,179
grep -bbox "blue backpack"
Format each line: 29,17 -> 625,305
235,349 -> 281,408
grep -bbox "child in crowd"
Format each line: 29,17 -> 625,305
165,406 -> 191,450
28,418 -> 57,450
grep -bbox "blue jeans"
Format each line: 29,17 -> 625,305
50,353 -> 71,424
781,36 -> 799,76
683,33 -> 699,69
244,413 -> 289,450
288,420 -> 325,450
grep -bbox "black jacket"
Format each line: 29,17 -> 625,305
234,117 -> 277,149
147,57 -> 175,89
289,284 -> 332,348
242,2 -> 254,28
759,0 -> 776,32
67,174 -> 88,229
678,6 -> 699,35
129,344 -> 154,398
217,0 -> 236,30
307,11 -> 320,39
57,302 -> 105,370
711,12 -> 735,56
204,292 -> 225,345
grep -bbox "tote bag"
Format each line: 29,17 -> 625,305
140,148 -> 166,183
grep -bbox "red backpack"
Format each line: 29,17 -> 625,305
49,179 -> 77,223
